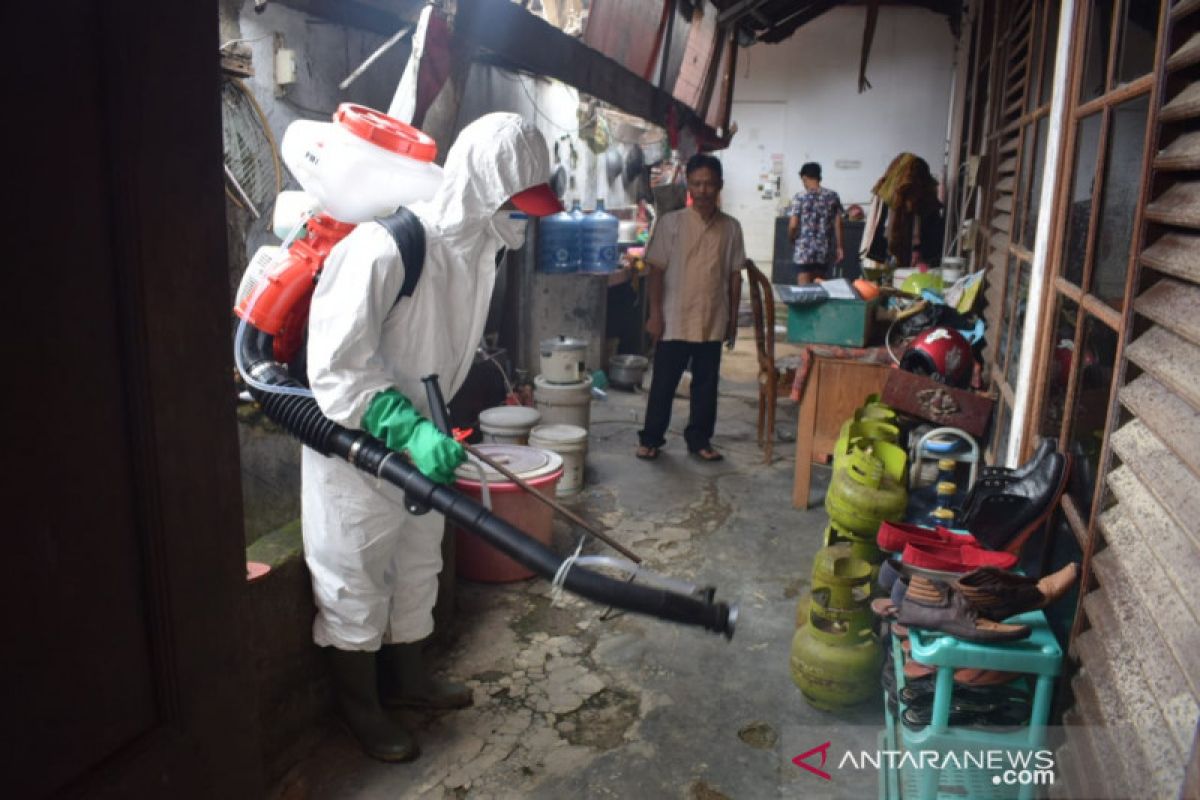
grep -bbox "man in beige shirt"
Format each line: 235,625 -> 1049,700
637,154 -> 745,462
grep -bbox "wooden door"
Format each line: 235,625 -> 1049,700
4,2 -> 261,796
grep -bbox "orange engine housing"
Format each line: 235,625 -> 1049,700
235,213 -> 355,363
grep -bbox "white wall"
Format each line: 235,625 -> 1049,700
456,65 -> 642,214
724,6 -> 955,258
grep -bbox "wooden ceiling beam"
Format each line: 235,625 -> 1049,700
458,0 -> 726,145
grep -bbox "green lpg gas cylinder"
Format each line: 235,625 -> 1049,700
807,544 -> 874,632
832,396 -> 897,456
825,442 -> 908,537
823,523 -> 884,578
790,622 -> 883,710
833,418 -> 900,469
859,394 -> 896,422
790,551 -> 883,710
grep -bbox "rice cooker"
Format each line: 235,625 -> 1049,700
540,335 -> 589,384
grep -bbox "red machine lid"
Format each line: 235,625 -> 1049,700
333,104 -> 437,163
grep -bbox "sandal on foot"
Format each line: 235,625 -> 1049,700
690,447 -> 724,462
636,445 -> 660,460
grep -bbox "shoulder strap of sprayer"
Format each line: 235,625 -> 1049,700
375,207 -> 426,306
287,209 -> 427,388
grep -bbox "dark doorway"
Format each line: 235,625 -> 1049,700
6,3 -> 261,796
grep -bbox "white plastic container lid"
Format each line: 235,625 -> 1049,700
529,424 -> 588,445
478,405 -> 542,430
454,444 -> 562,484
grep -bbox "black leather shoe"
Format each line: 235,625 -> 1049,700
958,438 -> 1056,521
978,437 -> 1055,481
959,452 -> 1070,552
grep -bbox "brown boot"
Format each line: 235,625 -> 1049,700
898,576 -> 1031,642
378,640 -> 473,711
952,563 -> 1079,621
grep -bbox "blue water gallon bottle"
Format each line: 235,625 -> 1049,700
580,198 -> 619,274
569,199 -> 587,262
538,201 -> 581,273
567,199 -> 586,270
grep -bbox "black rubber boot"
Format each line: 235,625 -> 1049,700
326,647 -> 420,762
378,640 -> 473,710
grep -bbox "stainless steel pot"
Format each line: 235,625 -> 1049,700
608,354 -> 648,389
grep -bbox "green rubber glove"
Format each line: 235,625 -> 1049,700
362,389 -> 466,484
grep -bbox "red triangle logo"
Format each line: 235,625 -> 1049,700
792,741 -> 833,780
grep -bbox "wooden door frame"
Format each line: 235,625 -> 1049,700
9,2 -> 262,795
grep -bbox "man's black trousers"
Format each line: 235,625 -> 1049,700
638,339 -> 722,452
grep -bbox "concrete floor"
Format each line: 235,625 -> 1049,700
280,343 -> 886,799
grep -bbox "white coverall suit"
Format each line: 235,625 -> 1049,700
302,113 -> 550,651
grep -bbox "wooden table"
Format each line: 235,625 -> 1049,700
790,347 -> 892,509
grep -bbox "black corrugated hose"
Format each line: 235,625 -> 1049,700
239,327 -> 737,639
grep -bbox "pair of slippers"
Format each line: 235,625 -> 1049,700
635,445 -> 723,462
901,699 -> 1031,731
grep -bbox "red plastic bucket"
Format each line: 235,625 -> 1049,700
452,446 -> 563,583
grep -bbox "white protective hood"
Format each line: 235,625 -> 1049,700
307,113 -> 550,425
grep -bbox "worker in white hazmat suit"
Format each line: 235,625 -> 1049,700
302,112 -> 561,762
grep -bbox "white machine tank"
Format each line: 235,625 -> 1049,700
280,103 -> 444,223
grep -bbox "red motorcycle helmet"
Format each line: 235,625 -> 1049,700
900,327 -> 973,388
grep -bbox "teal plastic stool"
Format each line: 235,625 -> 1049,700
886,609 -> 1062,800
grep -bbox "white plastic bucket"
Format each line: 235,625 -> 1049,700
529,424 -> 589,497
478,405 -> 542,444
281,104 -> 444,223
534,374 -> 593,430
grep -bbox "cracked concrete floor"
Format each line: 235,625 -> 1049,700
279,355 -> 884,799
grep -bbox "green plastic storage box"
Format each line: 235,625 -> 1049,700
786,298 -> 876,346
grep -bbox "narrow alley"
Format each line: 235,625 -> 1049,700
279,340 -> 878,800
